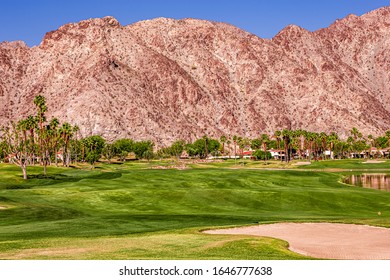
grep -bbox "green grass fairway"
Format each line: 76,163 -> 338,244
0,160 -> 389,259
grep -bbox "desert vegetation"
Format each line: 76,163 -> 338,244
2,96 -> 390,180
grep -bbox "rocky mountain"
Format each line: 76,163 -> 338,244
0,7 -> 389,147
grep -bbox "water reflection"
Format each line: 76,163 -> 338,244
344,174 -> 390,192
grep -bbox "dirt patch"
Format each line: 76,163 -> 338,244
204,223 -> 390,260
363,160 -> 386,164
1,247 -> 90,259
151,164 -> 188,170
293,162 -> 311,166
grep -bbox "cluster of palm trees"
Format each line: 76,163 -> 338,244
218,128 -> 390,162
0,95 -> 79,179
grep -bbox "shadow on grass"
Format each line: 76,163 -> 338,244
4,172 -> 122,190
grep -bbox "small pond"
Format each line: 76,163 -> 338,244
343,174 -> 390,192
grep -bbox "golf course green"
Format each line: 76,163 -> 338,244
0,159 -> 389,259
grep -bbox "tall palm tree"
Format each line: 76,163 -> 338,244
319,132 -> 328,159
297,129 -> 307,160
48,118 -> 60,166
305,132 -> 316,161
350,127 -> 360,142
273,130 -> 281,150
282,129 -> 291,162
72,125 -> 80,163
33,95 -> 48,172
260,133 -> 270,161
220,135 -> 227,155
327,132 -> 339,159
60,122 -> 74,167
232,135 -> 238,164
385,131 -> 390,148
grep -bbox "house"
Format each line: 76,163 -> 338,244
324,150 -> 334,159
269,149 -> 285,160
242,150 -> 253,159
365,147 -> 389,158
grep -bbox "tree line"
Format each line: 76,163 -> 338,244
2,96 -> 390,179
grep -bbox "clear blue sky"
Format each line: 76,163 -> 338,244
1,0 -> 389,46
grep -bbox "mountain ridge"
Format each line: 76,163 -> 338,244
0,7 -> 389,146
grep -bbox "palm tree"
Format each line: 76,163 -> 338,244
260,133 -> 270,161
385,131 -> 390,148
202,135 -> 208,158
319,132 -> 328,159
350,127 -> 361,142
72,125 -> 80,163
273,130 -> 281,150
305,132 -> 316,161
46,118 -> 60,167
59,122 -> 74,167
327,132 -> 339,159
297,129 -> 307,160
282,129 -> 291,162
232,135 -> 238,164
33,95 -> 48,172
220,135 -> 227,155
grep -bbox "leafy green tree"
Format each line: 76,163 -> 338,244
113,138 -> 134,161
192,138 -> 207,158
133,140 -> 154,159
208,138 -> 221,157
156,147 -> 171,159
353,140 -> 368,157
82,135 -> 105,168
102,143 -> 115,164
0,140 -> 7,161
142,149 -> 154,161
188,137 -> 220,158
185,143 -> 197,158
85,151 -> 101,168
170,140 -> 185,159
251,138 -> 262,150
374,136 -> 388,149
253,150 -> 272,160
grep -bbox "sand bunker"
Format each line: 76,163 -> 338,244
204,223 -> 390,259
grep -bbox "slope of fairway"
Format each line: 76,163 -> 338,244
0,162 -> 389,259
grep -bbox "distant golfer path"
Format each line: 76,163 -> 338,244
204,223 -> 390,259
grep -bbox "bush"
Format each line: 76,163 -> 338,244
253,150 -> 271,160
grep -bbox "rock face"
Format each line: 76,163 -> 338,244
0,8 -> 389,146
